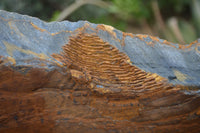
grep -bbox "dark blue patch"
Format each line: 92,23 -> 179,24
40,118 -> 44,124
168,76 -> 177,80
14,115 -> 18,121
73,99 -> 78,104
57,111 -> 62,115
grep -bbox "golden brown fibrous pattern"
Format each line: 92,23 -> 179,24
1,10 -> 200,133
53,34 -> 170,95
51,33 -> 200,132
0,33 -> 200,133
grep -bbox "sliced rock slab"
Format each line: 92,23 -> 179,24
0,10 -> 200,133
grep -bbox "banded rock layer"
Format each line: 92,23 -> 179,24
0,10 -> 200,133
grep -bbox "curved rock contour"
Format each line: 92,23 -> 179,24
0,10 -> 200,133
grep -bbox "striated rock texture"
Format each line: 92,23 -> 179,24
0,10 -> 200,133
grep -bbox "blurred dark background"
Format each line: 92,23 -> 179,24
0,0 -> 199,44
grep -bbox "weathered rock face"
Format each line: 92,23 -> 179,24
0,10 -> 200,133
